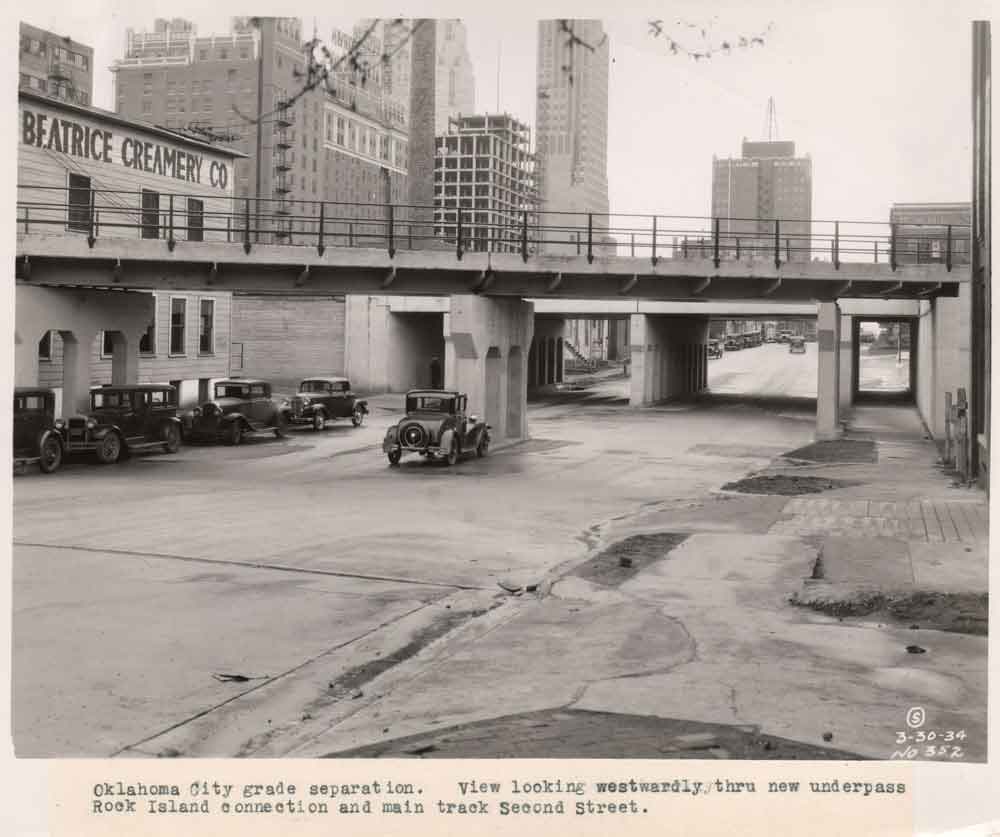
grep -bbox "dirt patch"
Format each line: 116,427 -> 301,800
790,590 -> 988,635
784,439 -> 878,464
572,533 -> 688,587
319,606 -> 496,705
325,708 -> 862,759
721,475 -> 856,496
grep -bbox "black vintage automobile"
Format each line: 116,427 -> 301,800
61,384 -> 182,464
288,376 -> 369,431
13,387 -> 63,474
383,390 -> 489,467
182,378 -> 289,445
724,335 -> 742,351
707,339 -> 723,359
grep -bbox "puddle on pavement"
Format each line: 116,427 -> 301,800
789,590 -> 988,635
783,439 -> 878,464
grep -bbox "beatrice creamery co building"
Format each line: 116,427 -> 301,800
15,88 -> 244,414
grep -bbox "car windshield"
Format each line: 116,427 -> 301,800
407,395 -> 453,414
300,381 -> 334,393
92,391 -> 131,409
215,384 -> 250,399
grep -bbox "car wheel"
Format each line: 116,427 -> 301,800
162,423 -> 181,453
96,432 -> 122,464
226,422 -> 242,446
446,437 -> 459,467
351,406 -> 365,427
476,433 -> 489,458
39,434 -> 62,474
387,448 -> 401,466
312,411 -> 326,432
274,414 -> 289,438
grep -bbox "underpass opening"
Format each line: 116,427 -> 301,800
703,316 -> 818,410
852,318 -> 917,404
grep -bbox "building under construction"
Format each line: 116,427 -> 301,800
434,114 -> 539,253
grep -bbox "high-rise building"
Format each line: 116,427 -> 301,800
711,139 -> 813,261
374,19 -> 474,135
535,19 -> 610,254
19,21 -> 94,106
113,18 -> 408,244
434,113 -> 538,253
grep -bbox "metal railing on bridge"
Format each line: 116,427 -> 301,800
16,184 -> 971,273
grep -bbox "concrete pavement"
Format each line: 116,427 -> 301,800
11,348 -> 987,761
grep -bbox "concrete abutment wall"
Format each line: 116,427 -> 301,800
628,314 -> 710,405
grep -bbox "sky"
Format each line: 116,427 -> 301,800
13,0 -> 994,227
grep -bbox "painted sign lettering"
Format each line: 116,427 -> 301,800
21,108 -> 229,190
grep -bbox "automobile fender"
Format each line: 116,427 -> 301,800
90,424 -> 120,441
355,399 -> 369,414
37,427 -> 63,454
221,413 -> 252,432
439,427 -> 456,453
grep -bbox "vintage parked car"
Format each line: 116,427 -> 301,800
724,335 -> 742,351
707,339 -> 723,359
182,379 -> 289,445
60,384 -> 182,464
13,387 -> 63,474
776,331 -> 793,343
382,390 -> 489,467
288,376 -> 369,430
789,336 -> 807,354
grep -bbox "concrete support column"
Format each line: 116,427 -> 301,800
839,314 -> 854,413
14,328 -> 40,388
445,295 -> 534,442
110,330 -> 144,386
816,302 -> 842,439
60,329 -> 98,416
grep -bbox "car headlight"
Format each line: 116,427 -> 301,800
192,407 -> 202,417
86,419 -> 97,430
54,419 -> 65,429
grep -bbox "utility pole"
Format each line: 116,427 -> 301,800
254,18 -> 266,243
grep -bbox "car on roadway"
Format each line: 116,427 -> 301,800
13,387 -> 63,474
382,390 -> 490,467
181,379 -> 289,445
775,331 -> 793,343
707,339 -> 723,359
724,336 -> 742,351
789,336 -> 807,354
287,376 -> 369,431
60,384 -> 182,464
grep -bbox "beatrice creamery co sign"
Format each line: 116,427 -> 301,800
20,102 -> 232,190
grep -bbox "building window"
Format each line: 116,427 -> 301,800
141,190 -> 160,239
170,298 -> 186,355
101,331 -> 116,358
336,117 -> 345,145
38,331 -> 52,361
67,173 -> 92,233
187,198 -> 204,241
142,99 -> 152,115
199,299 -> 215,354
139,319 -> 155,355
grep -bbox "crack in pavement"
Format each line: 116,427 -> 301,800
14,541 -> 489,591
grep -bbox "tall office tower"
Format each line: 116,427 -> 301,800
434,113 -> 538,253
711,139 -> 813,261
435,20 -> 475,134
19,21 -> 94,106
114,18 -> 407,243
373,18 -> 474,135
535,19 -> 611,254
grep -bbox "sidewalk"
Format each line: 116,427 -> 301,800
283,403 -> 988,761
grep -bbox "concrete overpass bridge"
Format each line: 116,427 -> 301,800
14,188 -> 971,443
